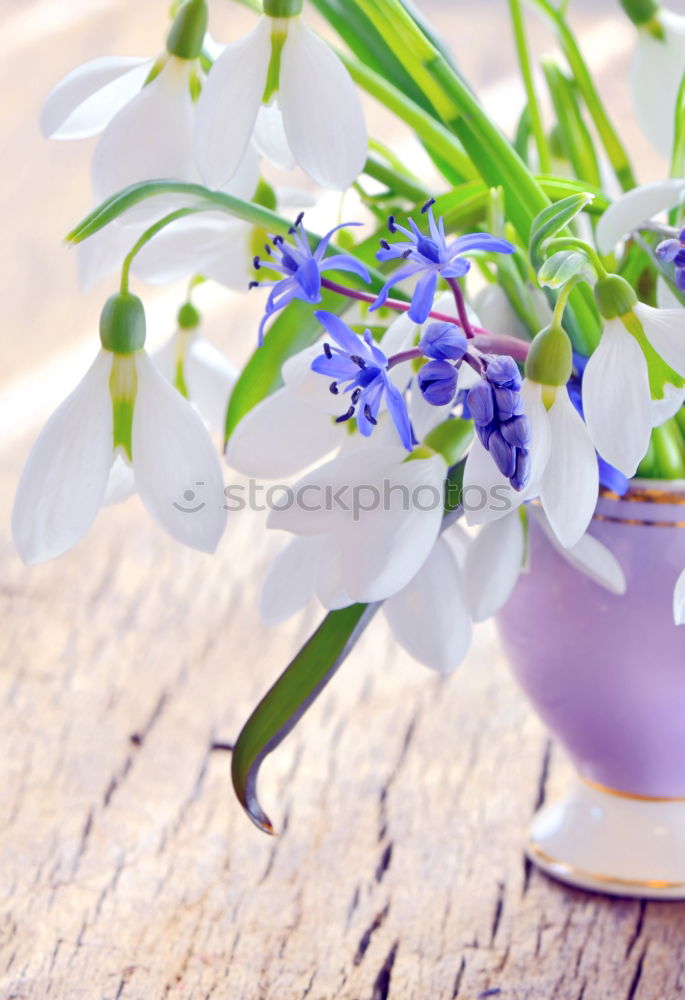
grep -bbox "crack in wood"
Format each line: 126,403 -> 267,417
451,957 -> 466,998
490,882 -> 505,945
626,948 -> 647,1000
371,940 -> 398,1000
533,739 -> 552,814
354,905 -> 389,966
375,842 -> 393,884
625,901 -> 647,959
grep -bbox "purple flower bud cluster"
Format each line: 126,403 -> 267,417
466,355 -> 531,491
656,228 -> 685,293
416,322 -> 468,406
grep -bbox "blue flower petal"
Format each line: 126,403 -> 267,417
447,233 -> 515,258
408,269 -> 438,323
384,378 -> 415,450
315,311 -> 364,353
319,254 -> 371,283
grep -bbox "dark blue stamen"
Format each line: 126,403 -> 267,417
421,197 -> 436,214
264,244 -> 272,255
273,235 -> 284,246
248,280 -> 259,289
323,342 -> 332,359
380,239 -> 390,250
350,355 -> 367,369
329,381 -> 339,395
295,211 -> 305,227
388,216 -> 396,233
336,405 -> 356,423
253,256 -> 261,270
363,404 -> 377,425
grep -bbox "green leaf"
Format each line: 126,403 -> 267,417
538,249 -> 595,288
542,60 -> 601,188
423,418 -> 474,467
529,192 -> 594,270
231,603 -> 378,833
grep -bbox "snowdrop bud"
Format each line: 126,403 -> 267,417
619,0 -> 662,29
166,0 -> 208,60
525,323 -> 573,387
99,293 -> 146,354
177,301 -> 201,329
264,0 -> 304,15
594,273 -> 638,320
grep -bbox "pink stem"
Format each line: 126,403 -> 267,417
320,278 -> 530,361
445,277 -> 475,339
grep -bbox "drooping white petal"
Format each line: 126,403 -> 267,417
12,351 -> 113,564
657,277 -> 684,311
103,453 -> 136,506
338,454 -> 446,602
253,99 -> 296,171
281,342 -> 350,416
315,534 -> 353,610
463,510 -> 524,621
634,302 -> 685,378
41,56 -> 153,140
632,11 -> 685,155
92,57 -> 195,203
131,352 -> 226,553
519,379 -> 552,494
78,217 -> 144,291
279,18 -> 367,190
462,437 -> 523,526
259,535 -> 321,625
540,387 -> 599,548
674,568 -> 685,625
194,17 -> 271,189
652,382 -> 685,427
582,320 -> 652,477
383,537 -> 472,674
596,179 -> 685,254
184,335 -> 237,432
409,385 -> 454,441
533,508 -> 626,595
226,387 -> 342,479
222,142 -> 261,201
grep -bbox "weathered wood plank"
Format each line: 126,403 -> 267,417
3,2 -> 684,997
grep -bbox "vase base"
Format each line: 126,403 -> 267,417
526,778 -> 685,899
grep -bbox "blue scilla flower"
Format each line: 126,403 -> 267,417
466,356 -> 530,491
418,321 -> 468,361
656,229 -> 685,293
311,311 -> 415,450
371,199 -> 515,324
252,215 -> 371,344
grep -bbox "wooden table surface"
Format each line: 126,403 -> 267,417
2,2 -> 685,998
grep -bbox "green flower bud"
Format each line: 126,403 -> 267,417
177,302 -> 201,330
619,0 -> 661,27
166,0 -> 208,60
264,0 -> 303,16
525,323 -> 573,387
100,293 -> 147,354
594,273 -> 638,319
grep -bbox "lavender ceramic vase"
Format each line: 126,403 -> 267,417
496,485 -> 685,898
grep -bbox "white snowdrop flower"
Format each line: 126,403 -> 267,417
583,276 -> 685,477
12,294 -> 225,563
629,7 -> 685,155
266,441 -> 446,604
77,145 -> 262,293
41,0 -> 210,202
195,6 -> 367,191
226,311 -> 419,479
152,304 -> 237,433
596,177 -> 685,255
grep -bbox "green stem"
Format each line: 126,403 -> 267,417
340,53 -> 477,182
546,237 -> 608,279
363,153 -> 431,203
526,0 -> 636,191
552,274 -> 582,327
509,0 -> 552,173
119,208 -> 200,294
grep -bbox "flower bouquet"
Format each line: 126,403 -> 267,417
14,0 -> 685,896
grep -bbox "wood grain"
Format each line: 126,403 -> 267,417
3,2 -> 685,997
